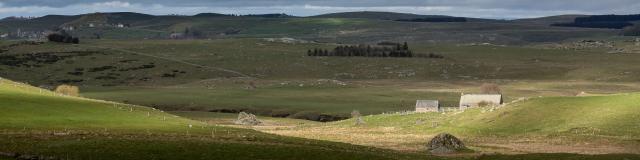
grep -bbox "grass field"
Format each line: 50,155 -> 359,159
81,38 -> 640,81
82,82 -> 461,116
0,78 -> 433,160
7,38 -> 640,83
247,92 -> 640,155
3,76 -> 638,159
3,38 -> 640,119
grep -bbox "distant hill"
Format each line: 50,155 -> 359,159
244,13 -> 296,18
0,15 -> 79,31
311,11 -> 433,20
62,12 -> 155,27
194,13 -> 295,18
0,11 -> 618,43
311,11 -> 496,22
0,16 -> 35,22
194,13 -> 230,17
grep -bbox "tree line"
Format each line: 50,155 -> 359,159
47,30 -> 79,44
575,14 -> 640,23
307,42 -> 444,58
308,42 -> 413,57
552,14 -> 640,29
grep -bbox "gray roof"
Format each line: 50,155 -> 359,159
416,100 -> 439,108
460,94 -> 502,106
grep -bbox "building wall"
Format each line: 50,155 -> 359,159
416,107 -> 438,113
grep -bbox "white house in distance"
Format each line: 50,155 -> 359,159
415,100 -> 439,112
459,94 -> 502,110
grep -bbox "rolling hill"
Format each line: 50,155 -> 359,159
3,38 -> 640,121
311,11 -> 445,20
312,11 -> 496,22
0,77 -> 428,160
258,92 -> 640,157
0,11 -> 618,44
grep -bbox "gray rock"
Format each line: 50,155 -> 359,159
234,112 -> 262,125
426,133 -> 467,154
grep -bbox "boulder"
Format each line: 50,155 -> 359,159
426,133 -> 467,154
234,112 -> 261,125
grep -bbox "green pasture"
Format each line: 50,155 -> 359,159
0,78 -> 429,160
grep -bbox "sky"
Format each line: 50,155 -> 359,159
1,0 -> 639,19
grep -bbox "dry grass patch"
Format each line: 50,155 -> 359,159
54,84 -> 80,96
259,125 -> 433,152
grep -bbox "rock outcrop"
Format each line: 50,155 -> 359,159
426,133 -> 467,154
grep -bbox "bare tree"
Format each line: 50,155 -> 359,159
480,83 -> 501,94
351,110 -> 365,125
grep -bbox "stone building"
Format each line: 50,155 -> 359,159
415,100 -> 439,112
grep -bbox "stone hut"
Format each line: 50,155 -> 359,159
416,100 -> 439,113
459,94 -> 502,109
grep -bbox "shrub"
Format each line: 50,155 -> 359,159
54,84 -> 80,96
47,32 -> 79,44
623,25 -> 640,36
289,111 -> 321,121
350,110 -> 361,118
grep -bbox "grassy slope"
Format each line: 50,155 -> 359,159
235,93 -> 640,158
347,93 -> 640,139
83,84 -> 460,116
73,38 -> 640,115
0,78 -> 429,160
174,94 -> 640,159
308,93 -> 640,152
80,38 -> 640,81
5,39 -> 640,116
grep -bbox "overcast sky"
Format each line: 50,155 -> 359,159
1,0 -> 639,19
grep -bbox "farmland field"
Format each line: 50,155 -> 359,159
181,92 -> 640,155
0,78 -> 429,160
2,38 -> 639,119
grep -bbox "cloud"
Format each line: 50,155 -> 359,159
0,0 -> 639,19
0,2 -> 54,14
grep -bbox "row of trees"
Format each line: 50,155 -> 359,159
574,14 -> 640,23
552,22 -> 633,29
307,42 -> 414,57
553,14 -> 640,29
